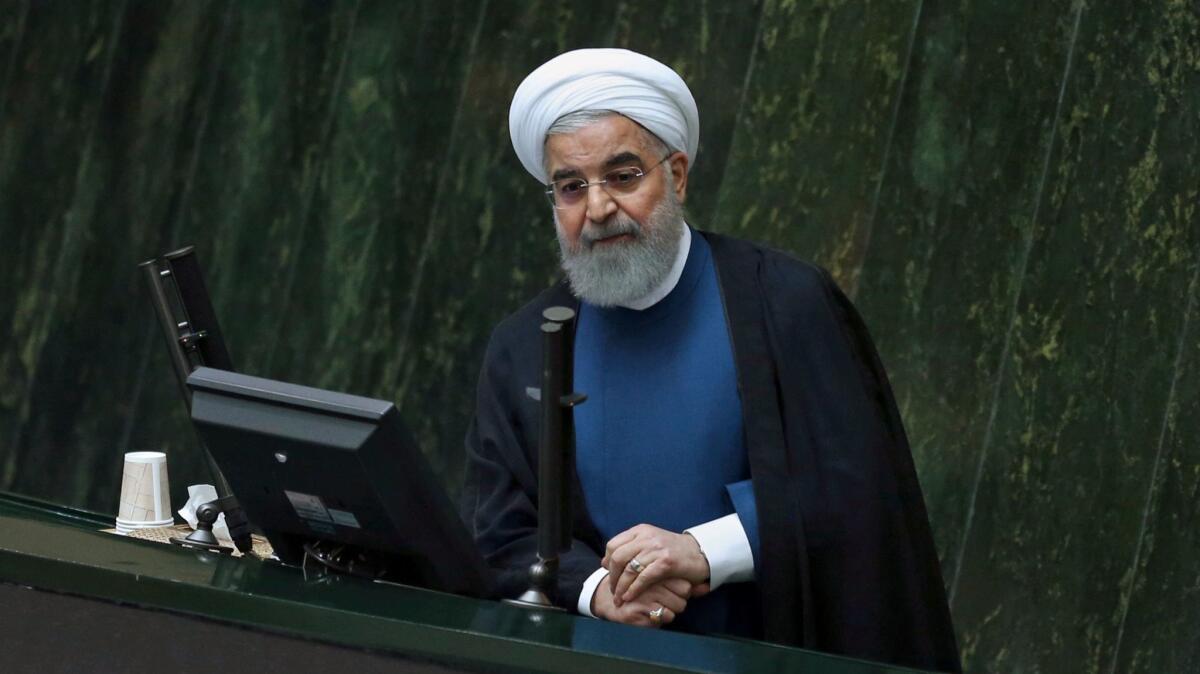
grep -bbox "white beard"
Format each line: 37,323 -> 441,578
555,190 -> 685,308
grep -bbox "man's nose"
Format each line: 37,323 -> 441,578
585,183 -> 618,224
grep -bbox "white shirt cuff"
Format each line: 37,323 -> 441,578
684,513 -> 755,590
577,567 -> 610,617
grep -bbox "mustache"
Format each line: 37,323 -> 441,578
578,216 -> 642,250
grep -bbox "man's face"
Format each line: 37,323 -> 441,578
541,115 -> 691,307
543,114 -> 689,250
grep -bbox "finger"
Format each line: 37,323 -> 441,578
606,555 -> 628,597
622,558 -> 673,603
603,527 -> 642,566
611,606 -> 646,627
644,586 -> 686,615
643,605 -> 676,628
608,541 -> 650,598
612,543 -> 662,602
690,582 -> 711,598
662,577 -> 693,598
625,603 -> 659,628
612,597 -> 655,626
612,554 -> 650,602
607,537 -> 649,575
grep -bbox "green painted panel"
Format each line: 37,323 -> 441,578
304,0 -> 482,400
1115,271 -> 1200,674
385,2 -> 626,481
0,1 -> 30,121
608,0 -> 765,219
713,0 -> 919,286
851,0 -> 1079,601
93,2 -> 361,513
857,0 -> 1084,594
947,2 -> 1200,672
0,0 -> 138,497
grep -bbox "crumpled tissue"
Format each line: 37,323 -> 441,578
178,484 -> 233,545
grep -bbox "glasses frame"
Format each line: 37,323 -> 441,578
543,153 -> 673,210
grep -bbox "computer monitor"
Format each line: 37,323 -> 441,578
186,366 -> 492,598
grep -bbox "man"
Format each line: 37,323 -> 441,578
461,48 -> 961,673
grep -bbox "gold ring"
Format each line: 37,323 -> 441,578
648,606 -> 664,625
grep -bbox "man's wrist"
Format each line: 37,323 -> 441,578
683,531 -> 711,581
577,567 -> 610,618
684,513 -> 755,590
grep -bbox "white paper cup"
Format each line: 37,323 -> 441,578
116,451 -> 173,533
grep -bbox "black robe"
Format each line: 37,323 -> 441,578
461,230 -> 962,673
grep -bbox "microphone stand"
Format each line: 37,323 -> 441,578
504,307 -> 585,611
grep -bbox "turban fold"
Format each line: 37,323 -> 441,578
509,48 -> 700,183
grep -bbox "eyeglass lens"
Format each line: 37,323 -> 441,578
550,167 -> 645,207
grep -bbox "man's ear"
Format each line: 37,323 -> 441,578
669,152 -> 689,204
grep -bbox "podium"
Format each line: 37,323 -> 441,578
0,490 -> 930,673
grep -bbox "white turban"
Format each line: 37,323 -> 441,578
508,48 -> 700,183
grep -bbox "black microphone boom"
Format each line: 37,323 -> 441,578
504,306 -> 586,611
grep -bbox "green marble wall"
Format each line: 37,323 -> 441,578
1,1 -> 1196,671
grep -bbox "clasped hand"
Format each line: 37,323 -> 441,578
592,524 -> 711,627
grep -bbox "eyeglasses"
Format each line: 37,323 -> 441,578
544,154 -> 672,209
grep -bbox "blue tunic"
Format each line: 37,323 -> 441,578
573,230 -> 761,636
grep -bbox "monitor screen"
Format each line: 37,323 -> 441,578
186,366 -> 491,598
